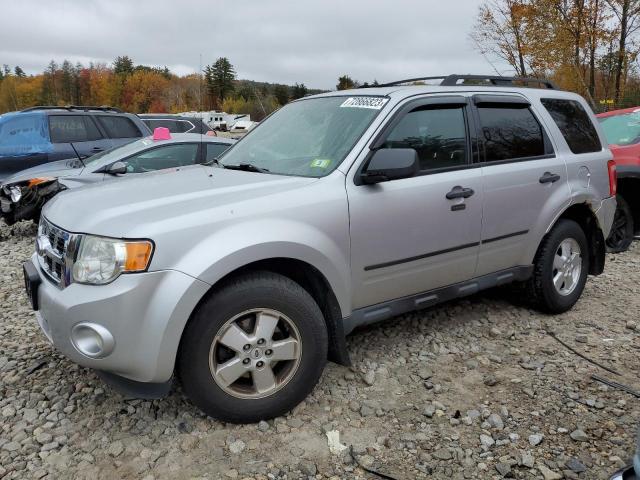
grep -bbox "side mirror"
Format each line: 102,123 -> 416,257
360,148 -> 419,184
107,161 -> 128,175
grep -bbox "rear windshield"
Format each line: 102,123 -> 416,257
219,96 -> 386,177
598,111 -> 640,146
0,112 -> 52,156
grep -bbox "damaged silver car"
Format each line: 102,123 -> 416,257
0,131 -> 235,224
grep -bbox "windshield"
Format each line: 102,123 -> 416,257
598,111 -> 640,146
219,96 -> 387,177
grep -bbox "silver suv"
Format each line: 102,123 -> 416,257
24,75 -> 617,423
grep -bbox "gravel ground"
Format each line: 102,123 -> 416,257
0,221 -> 638,480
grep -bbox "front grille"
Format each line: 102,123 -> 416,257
37,217 -> 74,287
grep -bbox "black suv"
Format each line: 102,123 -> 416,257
138,114 -> 214,135
0,106 -> 150,181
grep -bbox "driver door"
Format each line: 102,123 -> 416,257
347,96 -> 483,310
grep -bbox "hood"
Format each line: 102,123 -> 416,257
2,158 -> 83,186
43,165 -> 317,237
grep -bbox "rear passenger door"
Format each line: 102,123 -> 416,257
48,115 -> 113,159
474,94 -> 571,276
348,96 -> 484,309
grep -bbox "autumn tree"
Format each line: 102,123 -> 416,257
14,66 -> 25,78
471,0 -> 533,76
605,0 -> 640,102
336,75 -> 356,90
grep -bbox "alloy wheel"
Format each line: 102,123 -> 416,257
552,238 -> 582,296
209,308 -> 302,399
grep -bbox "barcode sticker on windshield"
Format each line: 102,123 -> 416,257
340,97 -> 388,110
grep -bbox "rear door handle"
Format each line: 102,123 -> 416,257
91,147 -> 104,152
446,186 -> 475,199
539,172 -> 560,184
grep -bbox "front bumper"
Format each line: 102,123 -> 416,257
30,253 -> 210,384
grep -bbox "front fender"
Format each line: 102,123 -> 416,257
172,218 -> 352,317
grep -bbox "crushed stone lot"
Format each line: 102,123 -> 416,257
0,222 -> 638,480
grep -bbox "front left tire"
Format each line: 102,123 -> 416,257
178,271 -> 328,423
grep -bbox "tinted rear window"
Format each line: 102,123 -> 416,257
541,98 -> 601,153
97,116 -> 142,138
144,119 -> 193,133
49,115 -> 102,143
477,107 -> 545,161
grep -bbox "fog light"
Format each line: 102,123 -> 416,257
71,323 -> 115,358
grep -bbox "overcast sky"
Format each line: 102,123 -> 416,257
0,0 -> 510,90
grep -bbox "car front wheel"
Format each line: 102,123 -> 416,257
178,271 -> 328,423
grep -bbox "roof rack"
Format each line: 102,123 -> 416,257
375,74 -> 558,90
21,105 -> 124,113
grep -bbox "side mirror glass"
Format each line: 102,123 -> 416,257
107,161 -> 128,175
361,148 -> 419,184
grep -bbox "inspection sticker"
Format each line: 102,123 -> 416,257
310,159 -> 332,168
340,97 -> 388,110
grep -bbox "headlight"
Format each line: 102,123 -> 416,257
72,235 -> 154,285
27,177 -> 56,187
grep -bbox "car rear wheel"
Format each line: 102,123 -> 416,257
178,271 -> 328,423
527,219 -> 589,313
606,194 -> 634,253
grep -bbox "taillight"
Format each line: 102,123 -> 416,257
607,160 -> 617,196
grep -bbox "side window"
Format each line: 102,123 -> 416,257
123,143 -> 199,173
49,115 -> 102,143
179,121 -> 195,133
97,116 -> 142,139
381,106 -> 468,171
205,143 -> 231,162
477,106 -> 545,161
541,98 -> 601,154
144,119 -> 178,132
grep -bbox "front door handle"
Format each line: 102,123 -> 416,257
539,172 -> 560,184
91,147 -> 104,152
446,186 -> 475,199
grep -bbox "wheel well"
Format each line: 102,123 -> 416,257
192,258 -> 350,366
556,203 -> 605,275
617,178 -> 640,235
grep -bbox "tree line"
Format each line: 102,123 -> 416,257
0,56 -> 318,120
471,0 -> 640,109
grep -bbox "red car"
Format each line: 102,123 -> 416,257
597,107 -> 640,252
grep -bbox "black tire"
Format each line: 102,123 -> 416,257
178,271 -> 328,423
606,194 -> 634,253
527,219 -> 589,314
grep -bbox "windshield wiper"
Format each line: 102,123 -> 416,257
222,163 -> 270,173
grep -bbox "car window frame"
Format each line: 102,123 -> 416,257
96,115 -> 144,139
203,141 -> 232,163
48,114 -> 104,144
354,95 -> 476,185
105,141 -> 202,173
143,118 -> 197,133
540,97 -> 602,154
470,95 -> 555,166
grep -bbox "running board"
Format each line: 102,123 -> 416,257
342,266 -> 533,335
